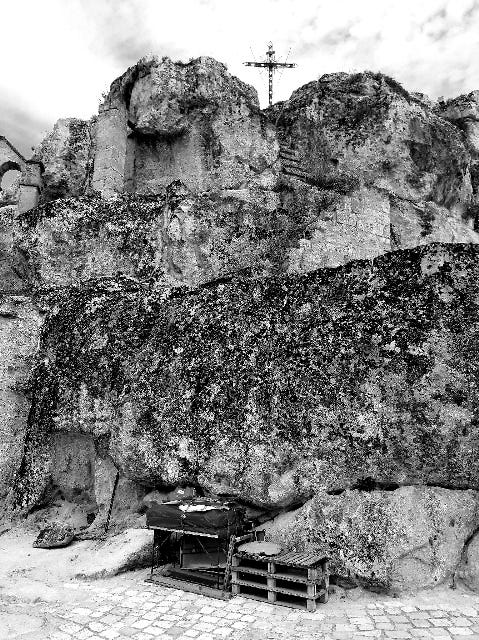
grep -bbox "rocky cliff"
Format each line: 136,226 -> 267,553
3,55 -> 479,593
31,59 -> 479,277
10,241 -> 479,592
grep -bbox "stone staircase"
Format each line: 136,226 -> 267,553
278,143 -> 314,185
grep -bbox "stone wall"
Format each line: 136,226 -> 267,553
0,136 -> 43,214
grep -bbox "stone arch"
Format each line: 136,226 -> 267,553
0,159 -> 23,180
0,161 -> 22,206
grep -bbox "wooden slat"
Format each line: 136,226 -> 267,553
234,550 -> 328,569
145,576 -> 231,600
232,578 -> 327,601
233,565 -> 322,585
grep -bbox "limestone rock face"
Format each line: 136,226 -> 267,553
13,243 -> 479,513
34,118 -> 94,202
32,66 -> 479,277
16,182 -> 330,289
271,72 -> 479,261
5,58 -> 479,594
263,486 -> 479,592
92,55 -> 278,197
0,208 -> 42,504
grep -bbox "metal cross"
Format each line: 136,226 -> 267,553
244,42 -> 296,107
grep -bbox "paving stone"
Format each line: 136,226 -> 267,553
452,619 -> 474,627
377,623 -> 395,630
100,630 -> 120,639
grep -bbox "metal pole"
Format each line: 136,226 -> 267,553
269,67 -> 273,107
104,470 -> 120,534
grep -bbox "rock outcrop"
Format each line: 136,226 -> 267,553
29,62 -> 479,279
33,118 -> 95,202
4,56 -> 479,593
12,244 -> 479,512
271,72 -> 479,268
263,486 -> 479,593
91,55 -> 278,198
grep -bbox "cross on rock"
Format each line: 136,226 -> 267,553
244,42 -> 296,107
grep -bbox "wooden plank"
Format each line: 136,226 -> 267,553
232,578 -> 327,601
234,565 -> 321,585
145,576 -> 231,600
234,585 -> 318,611
275,551 -> 329,568
267,576 -> 277,604
231,566 -> 269,578
149,527 -> 219,539
271,571 -> 319,585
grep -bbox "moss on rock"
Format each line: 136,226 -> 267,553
12,242 -> 479,510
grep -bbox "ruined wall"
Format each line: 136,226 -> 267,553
0,136 -> 43,214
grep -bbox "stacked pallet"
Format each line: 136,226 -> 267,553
231,550 -> 329,612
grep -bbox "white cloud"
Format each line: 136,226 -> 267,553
0,0 -> 478,154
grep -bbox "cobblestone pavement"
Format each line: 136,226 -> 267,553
4,572 -> 479,640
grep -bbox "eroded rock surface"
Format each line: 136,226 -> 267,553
263,486 -> 479,592
271,72 -> 479,265
34,118 -> 94,202
13,244 -> 479,515
4,57 -> 479,594
91,55 -> 278,198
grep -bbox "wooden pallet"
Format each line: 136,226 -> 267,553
231,550 -> 329,612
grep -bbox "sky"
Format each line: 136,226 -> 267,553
1,0 -> 479,160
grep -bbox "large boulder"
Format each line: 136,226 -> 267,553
262,486 -> 479,592
11,242 -> 479,511
457,530 -> 479,591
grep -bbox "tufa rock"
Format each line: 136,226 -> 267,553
262,486 -> 479,592
33,118 -> 95,202
12,243 -> 479,512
